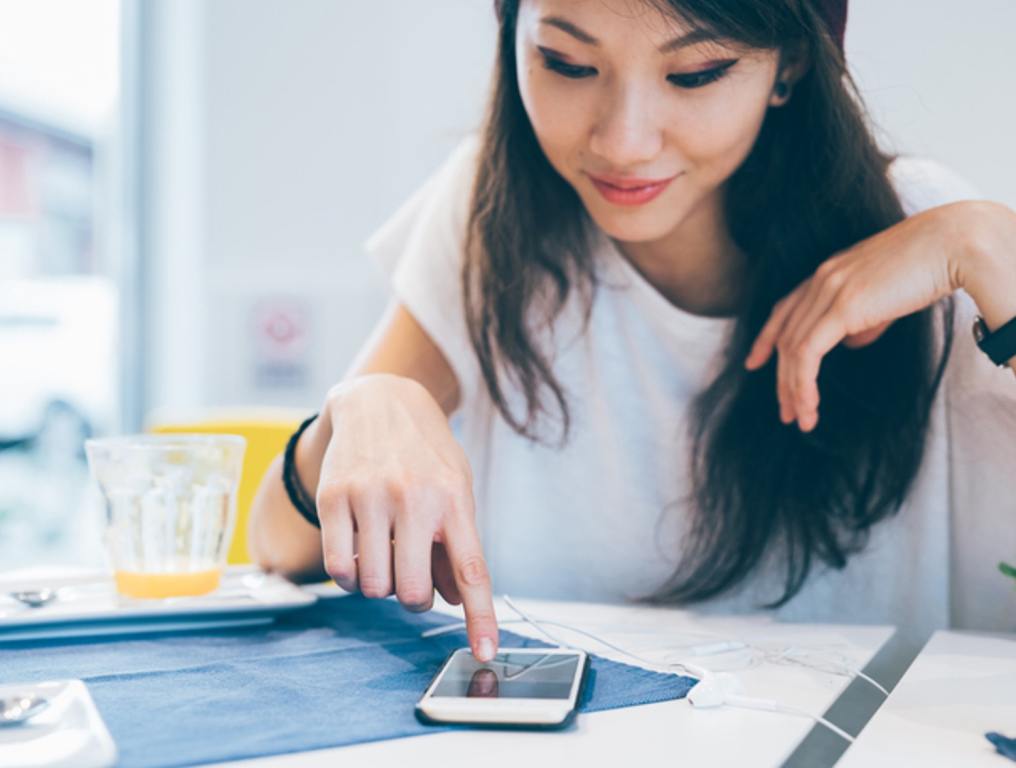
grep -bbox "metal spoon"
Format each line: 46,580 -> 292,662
7,589 -> 58,609
0,695 -> 50,726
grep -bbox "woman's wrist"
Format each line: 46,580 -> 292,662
952,202 -> 1016,326
950,202 -> 1016,372
291,399 -> 334,514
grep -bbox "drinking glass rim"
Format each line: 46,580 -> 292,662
85,434 -> 247,452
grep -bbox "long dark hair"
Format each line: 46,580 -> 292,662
463,0 -> 954,607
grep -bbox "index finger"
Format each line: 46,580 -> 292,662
441,505 -> 498,663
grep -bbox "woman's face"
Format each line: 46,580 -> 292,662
515,0 -> 786,244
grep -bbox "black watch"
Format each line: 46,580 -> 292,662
283,412 -> 321,528
973,314 -> 1016,369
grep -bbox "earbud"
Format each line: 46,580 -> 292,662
687,671 -> 779,711
774,80 -> 790,100
687,672 -> 743,708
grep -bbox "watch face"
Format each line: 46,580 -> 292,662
973,315 -> 989,344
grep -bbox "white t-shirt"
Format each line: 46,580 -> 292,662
366,136 -> 1016,651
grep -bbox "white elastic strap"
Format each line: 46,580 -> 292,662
419,594 -> 859,743
501,595 -> 571,649
422,603 -> 710,679
726,697 -> 855,744
772,647 -> 889,699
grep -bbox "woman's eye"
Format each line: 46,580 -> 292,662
540,51 -> 597,80
668,60 -> 737,89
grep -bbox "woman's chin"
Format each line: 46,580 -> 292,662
585,207 -> 682,245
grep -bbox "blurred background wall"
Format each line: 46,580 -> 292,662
140,0 -> 497,423
1,0 -> 1014,566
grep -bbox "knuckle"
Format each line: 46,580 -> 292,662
414,477 -> 464,521
321,549 -> 354,583
826,270 -> 847,290
395,504 -> 439,534
381,476 -> 408,507
833,284 -> 858,310
440,476 -> 473,513
315,480 -> 349,511
815,258 -> 838,278
358,574 -> 391,599
433,481 -> 463,512
345,476 -> 374,501
791,339 -> 816,360
824,272 -> 849,292
325,565 -> 356,588
397,581 -> 434,610
456,554 -> 490,587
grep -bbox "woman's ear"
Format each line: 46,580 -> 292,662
769,47 -> 810,107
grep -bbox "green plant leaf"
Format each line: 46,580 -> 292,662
999,561 -> 1016,580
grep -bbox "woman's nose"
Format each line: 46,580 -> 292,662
588,84 -> 664,170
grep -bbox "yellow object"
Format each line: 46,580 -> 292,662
147,408 -> 310,565
115,569 -> 222,599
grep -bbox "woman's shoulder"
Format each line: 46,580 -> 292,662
887,155 -> 981,217
365,133 -> 482,277
361,134 -> 485,410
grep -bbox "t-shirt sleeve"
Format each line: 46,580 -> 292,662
890,156 -> 1016,631
364,135 -> 483,411
888,155 -> 983,216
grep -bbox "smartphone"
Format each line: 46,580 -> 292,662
416,647 -> 589,729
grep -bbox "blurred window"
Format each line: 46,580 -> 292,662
0,0 -> 121,568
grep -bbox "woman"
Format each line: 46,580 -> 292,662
250,0 -> 1016,664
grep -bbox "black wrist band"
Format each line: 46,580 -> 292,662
973,314 -> 1016,367
283,412 -> 322,529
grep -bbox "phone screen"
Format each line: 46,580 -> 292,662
430,651 -> 581,700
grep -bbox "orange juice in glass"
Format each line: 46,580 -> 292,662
85,434 -> 246,599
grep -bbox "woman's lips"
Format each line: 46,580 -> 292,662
587,172 -> 679,206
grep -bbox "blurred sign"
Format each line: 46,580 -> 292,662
250,297 -> 312,390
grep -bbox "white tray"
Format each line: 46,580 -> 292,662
0,567 -> 317,643
0,680 -> 117,768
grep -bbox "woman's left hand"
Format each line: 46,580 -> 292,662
744,201 -> 1016,433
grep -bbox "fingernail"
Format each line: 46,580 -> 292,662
477,638 -> 495,662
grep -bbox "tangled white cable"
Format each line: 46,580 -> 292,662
420,594 -> 886,743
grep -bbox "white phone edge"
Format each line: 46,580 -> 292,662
416,647 -> 588,727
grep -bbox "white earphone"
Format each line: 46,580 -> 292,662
421,594 -> 873,743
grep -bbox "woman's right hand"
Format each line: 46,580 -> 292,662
315,373 -> 499,662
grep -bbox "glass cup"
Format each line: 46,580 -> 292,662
84,434 -> 246,599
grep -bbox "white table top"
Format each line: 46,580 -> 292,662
218,595 -> 893,768
838,630 -> 1016,767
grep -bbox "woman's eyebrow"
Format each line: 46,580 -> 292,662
539,15 -> 720,53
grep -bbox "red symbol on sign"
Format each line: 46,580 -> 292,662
263,312 -> 300,346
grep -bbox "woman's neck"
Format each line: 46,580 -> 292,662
612,190 -> 746,318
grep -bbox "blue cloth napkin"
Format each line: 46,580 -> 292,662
987,732 -> 1016,761
0,595 -> 696,767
